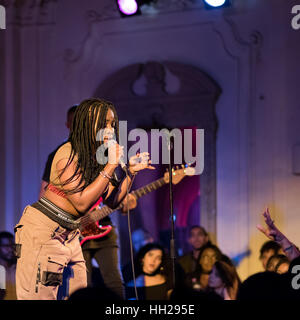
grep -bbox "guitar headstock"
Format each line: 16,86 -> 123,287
163,165 -> 196,185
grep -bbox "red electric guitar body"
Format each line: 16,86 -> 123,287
77,166 -> 195,245
79,221 -> 112,246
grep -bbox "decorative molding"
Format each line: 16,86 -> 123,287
87,0 -> 203,21
0,0 -> 202,28
86,6 -> 119,23
144,0 -> 202,12
222,16 -> 263,58
249,30 -> 263,62
67,0 -> 204,26
2,0 -> 57,26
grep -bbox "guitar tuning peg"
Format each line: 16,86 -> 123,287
176,165 -> 179,170
181,164 -> 185,169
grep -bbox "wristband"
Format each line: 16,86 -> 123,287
100,170 -> 112,180
283,245 -> 293,252
128,168 -> 138,179
274,234 -> 284,242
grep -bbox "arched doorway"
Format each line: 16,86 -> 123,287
94,61 -> 221,263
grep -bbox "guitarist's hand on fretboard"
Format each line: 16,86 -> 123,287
121,193 -> 137,214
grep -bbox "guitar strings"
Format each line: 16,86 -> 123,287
78,204 -> 119,228
78,171 -> 183,229
78,177 -> 167,229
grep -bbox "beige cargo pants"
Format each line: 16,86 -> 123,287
14,205 -> 87,300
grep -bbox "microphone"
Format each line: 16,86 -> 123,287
119,155 -> 127,172
107,139 -> 127,172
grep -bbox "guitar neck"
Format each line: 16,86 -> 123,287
91,203 -> 123,223
131,177 -> 166,199
83,177 -> 167,225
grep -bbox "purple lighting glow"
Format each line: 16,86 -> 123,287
117,0 -> 138,15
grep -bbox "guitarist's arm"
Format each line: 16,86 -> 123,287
104,152 -> 155,209
103,172 -> 135,209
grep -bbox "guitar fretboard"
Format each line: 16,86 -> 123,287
131,177 -> 166,199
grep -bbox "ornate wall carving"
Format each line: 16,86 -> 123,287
1,0 -> 57,26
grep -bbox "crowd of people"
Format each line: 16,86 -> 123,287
1,207 -> 300,301
119,208 -> 300,301
120,209 -> 300,301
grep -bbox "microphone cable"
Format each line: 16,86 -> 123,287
124,167 -> 139,300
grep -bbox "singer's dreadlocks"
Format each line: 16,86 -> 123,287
57,98 -> 119,194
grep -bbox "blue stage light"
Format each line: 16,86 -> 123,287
203,0 -> 231,9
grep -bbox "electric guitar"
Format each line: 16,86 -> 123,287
78,165 -> 195,246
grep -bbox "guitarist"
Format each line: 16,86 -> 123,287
15,98 -> 154,300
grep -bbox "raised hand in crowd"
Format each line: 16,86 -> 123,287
257,208 -> 300,261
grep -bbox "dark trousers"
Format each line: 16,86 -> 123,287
82,246 -> 125,300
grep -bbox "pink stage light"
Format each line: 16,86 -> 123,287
117,0 -> 138,16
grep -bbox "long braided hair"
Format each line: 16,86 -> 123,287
58,98 -> 119,194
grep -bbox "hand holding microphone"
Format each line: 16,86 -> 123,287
107,141 -> 155,173
107,139 -> 125,168
101,127 -> 155,172
97,127 -> 124,168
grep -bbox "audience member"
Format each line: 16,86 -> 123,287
257,208 -> 300,261
259,240 -> 283,270
185,243 -> 223,291
235,208 -> 300,301
266,254 -> 289,273
237,271 -> 289,300
274,255 -> 290,274
122,228 -> 154,283
0,231 -> 17,300
178,225 -> 210,275
125,243 -> 173,300
207,260 -> 241,300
